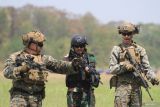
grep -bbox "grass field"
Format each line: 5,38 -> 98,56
0,73 -> 160,107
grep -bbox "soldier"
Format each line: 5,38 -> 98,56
64,34 -> 100,107
3,31 -> 81,107
109,22 -> 159,107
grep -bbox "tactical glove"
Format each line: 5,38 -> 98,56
150,78 -> 159,85
72,58 -> 84,69
120,61 -> 133,71
13,64 -> 30,78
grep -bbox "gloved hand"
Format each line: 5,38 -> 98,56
72,58 -> 82,68
120,61 -> 134,71
13,64 -> 30,77
150,78 -> 159,85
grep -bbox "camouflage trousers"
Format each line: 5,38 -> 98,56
10,91 -> 43,107
67,90 -> 95,107
114,82 -> 142,107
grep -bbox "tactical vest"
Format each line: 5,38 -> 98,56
119,43 -> 141,64
117,43 -> 141,83
66,53 -> 96,89
15,52 -> 48,84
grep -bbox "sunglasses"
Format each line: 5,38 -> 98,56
122,32 -> 132,36
74,45 -> 85,48
37,42 -> 43,47
31,42 -> 43,47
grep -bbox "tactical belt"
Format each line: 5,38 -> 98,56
12,87 -> 44,95
23,79 -> 45,86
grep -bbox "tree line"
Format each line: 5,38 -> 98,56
0,5 -> 160,68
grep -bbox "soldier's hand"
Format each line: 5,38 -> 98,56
120,61 -> 133,71
13,64 -> 30,78
14,64 -> 30,73
71,58 -> 83,69
150,78 -> 159,85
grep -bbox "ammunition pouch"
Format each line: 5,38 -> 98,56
110,76 -> 118,89
27,69 -> 48,82
110,73 -> 142,89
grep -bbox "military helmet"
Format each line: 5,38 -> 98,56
118,22 -> 139,35
71,34 -> 88,47
22,31 -> 46,46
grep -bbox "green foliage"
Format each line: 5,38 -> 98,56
0,5 -> 160,67
0,77 -> 10,106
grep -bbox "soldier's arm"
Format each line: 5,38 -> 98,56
109,46 -> 126,75
3,57 -> 26,79
3,57 -> 16,79
140,47 -> 156,80
43,55 -> 76,75
3,53 -> 29,79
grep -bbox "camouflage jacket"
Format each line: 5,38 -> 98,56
3,50 -> 76,93
64,52 -> 97,90
109,43 -> 156,81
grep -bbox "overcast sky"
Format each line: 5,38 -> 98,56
0,0 -> 160,24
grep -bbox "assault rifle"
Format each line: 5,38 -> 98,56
69,50 -> 101,87
15,55 -> 49,72
87,65 -> 102,87
72,57 -> 86,81
76,55 -> 102,88
68,50 -> 86,81
125,49 -> 153,101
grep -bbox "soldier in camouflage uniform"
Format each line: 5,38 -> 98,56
64,34 -> 100,107
3,31 -> 81,107
109,22 -> 159,107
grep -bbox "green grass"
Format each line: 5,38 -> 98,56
0,74 -> 160,107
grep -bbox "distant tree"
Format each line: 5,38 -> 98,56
0,5 -> 160,67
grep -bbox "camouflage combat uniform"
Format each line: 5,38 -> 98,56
109,43 -> 156,107
65,34 -> 100,107
3,31 -> 77,107
3,50 -> 76,107
65,53 -> 96,107
109,22 -> 158,107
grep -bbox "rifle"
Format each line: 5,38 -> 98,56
15,54 -> 49,72
125,49 -> 153,101
73,57 -> 87,81
79,54 -> 102,87
70,52 -> 101,87
87,65 -> 103,87
68,50 -> 86,82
